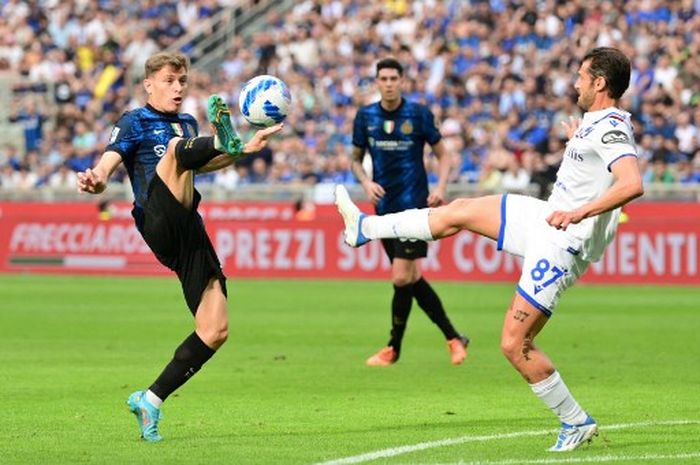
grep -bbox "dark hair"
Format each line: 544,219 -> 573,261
582,47 -> 630,100
376,58 -> 403,77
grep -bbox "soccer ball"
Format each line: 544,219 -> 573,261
238,75 -> 291,127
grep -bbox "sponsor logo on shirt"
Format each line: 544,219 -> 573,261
601,130 -> 629,144
564,147 -> 583,162
154,144 -> 166,157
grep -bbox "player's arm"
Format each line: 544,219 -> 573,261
196,124 -> 283,174
428,140 -> 450,207
547,156 -> 644,230
351,145 -> 385,204
77,151 -> 123,194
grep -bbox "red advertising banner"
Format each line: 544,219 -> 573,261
0,201 -> 698,284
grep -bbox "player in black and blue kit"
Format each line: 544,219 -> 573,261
351,58 -> 469,366
77,52 -> 281,442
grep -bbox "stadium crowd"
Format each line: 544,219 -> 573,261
1,0 -> 700,195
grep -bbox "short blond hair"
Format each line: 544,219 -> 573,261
144,52 -> 189,77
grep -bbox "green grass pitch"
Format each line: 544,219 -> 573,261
1,274 -> 698,464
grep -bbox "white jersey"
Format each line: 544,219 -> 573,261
548,107 -> 637,262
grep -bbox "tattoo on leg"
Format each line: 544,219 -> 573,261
513,310 -> 530,322
522,336 -> 533,361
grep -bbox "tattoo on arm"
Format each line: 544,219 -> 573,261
513,310 -> 530,322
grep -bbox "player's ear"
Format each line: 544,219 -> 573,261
594,75 -> 607,93
143,78 -> 152,95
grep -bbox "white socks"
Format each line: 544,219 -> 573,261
145,389 -> 163,408
362,208 -> 434,241
530,371 -> 588,425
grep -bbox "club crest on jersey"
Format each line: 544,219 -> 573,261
383,120 -> 395,134
171,122 -> 184,137
400,120 -> 413,135
601,130 -> 629,144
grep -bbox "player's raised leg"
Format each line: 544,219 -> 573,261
154,95 -> 243,207
334,184 -> 502,245
500,293 -> 597,451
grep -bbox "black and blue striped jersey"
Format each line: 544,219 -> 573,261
352,98 -> 441,215
105,104 -> 198,216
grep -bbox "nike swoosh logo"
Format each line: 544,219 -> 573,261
153,129 -> 165,135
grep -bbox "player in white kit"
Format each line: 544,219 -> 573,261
335,47 -> 644,452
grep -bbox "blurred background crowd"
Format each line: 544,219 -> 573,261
1,0 -> 699,198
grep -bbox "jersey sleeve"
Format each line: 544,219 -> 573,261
594,121 -> 638,171
352,107 -> 368,150
105,112 -> 141,161
422,106 -> 441,146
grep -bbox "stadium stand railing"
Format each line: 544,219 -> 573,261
141,0 -> 296,78
0,73 -> 25,146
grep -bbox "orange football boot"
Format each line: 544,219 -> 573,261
447,335 -> 470,365
366,346 -> 398,366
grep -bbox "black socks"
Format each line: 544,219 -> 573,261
413,277 -> 459,340
149,332 -> 216,401
174,137 -> 221,170
387,283 -> 413,353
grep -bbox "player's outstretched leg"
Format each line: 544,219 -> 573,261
334,184 -> 369,247
127,390 -> 163,442
207,94 -> 243,156
548,415 -> 598,452
334,184 -> 437,246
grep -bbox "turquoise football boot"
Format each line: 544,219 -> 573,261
127,390 -> 163,442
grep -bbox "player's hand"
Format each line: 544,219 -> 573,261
362,180 -> 385,205
427,187 -> 446,207
561,116 -> 582,139
546,209 -> 585,231
77,168 -> 106,194
243,123 -> 283,153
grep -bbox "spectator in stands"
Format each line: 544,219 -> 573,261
8,97 -> 47,153
2,0 -> 699,195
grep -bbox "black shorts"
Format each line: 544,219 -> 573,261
381,238 -> 428,262
138,174 -> 227,314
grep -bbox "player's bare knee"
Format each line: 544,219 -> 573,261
155,138 -> 181,175
445,198 -> 474,228
166,137 -> 181,154
161,138 -> 181,162
430,201 -> 466,236
500,335 -> 524,363
392,276 -> 413,287
199,324 -> 228,348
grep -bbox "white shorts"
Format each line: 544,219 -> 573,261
497,194 -> 589,316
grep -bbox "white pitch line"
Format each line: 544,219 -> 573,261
424,451 -> 700,465
312,420 -> 700,465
